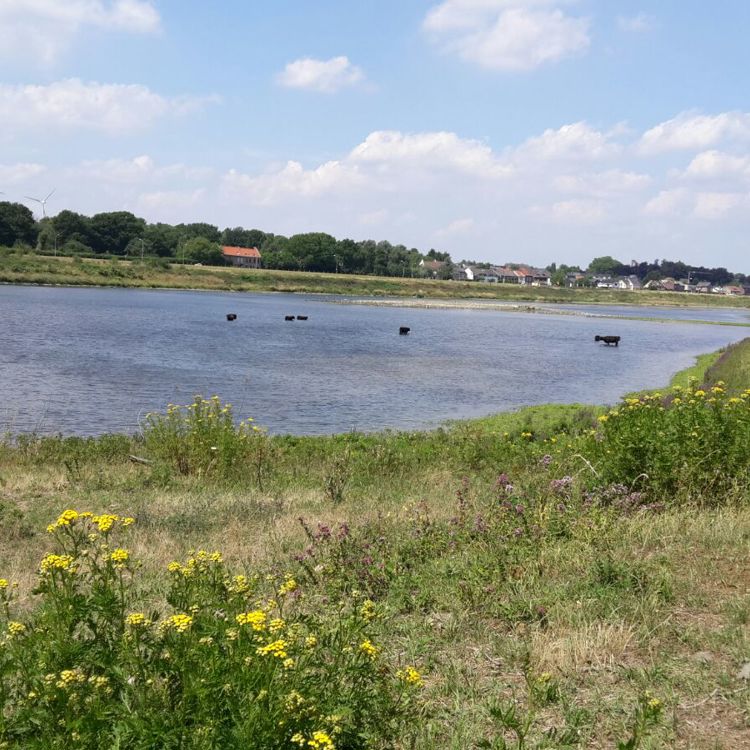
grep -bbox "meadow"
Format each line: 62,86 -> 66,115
3,248 -> 750,309
1,341 -> 750,747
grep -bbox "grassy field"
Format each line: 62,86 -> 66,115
2,342 -> 750,747
3,249 -> 750,309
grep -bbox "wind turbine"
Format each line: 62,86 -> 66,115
25,188 -> 55,218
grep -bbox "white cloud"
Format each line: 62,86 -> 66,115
513,122 -> 621,161
553,169 -> 651,196
277,56 -> 364,93
0,162 -> 46,185
350,130 -> 512,178
222,160 -> 365,206
643,188 -> 690,217
423,0 -> 590,72
693,191 -> 745,220
0,0 -> 160,64
617,13 -> 654,33
638,111 -> 750,154
683,150 -> 750,181
435,217 -> 475,236
548,199 -> 605,224
0,80 -> 217,135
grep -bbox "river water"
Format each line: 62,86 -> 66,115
0,285 -> 747,436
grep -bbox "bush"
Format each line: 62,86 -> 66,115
580,383 -> 750,500
0,512 -> 421,748
142,396 -> 271,481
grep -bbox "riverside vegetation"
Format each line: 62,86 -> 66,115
3,249 -> 750,309
2,342 -> 750,747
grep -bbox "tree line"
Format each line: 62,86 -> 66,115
0,201 -> 745,284
0,202 -> 450,277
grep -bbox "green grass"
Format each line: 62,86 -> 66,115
3,249 -> 750,309
1,342 -> 750,747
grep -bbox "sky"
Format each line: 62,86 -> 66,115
1,0 -> 750,270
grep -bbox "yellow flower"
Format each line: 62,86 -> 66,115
159,613 -> 193,634
92,514 -> 119,533
48,509 -> 79,531
269,618 -> 285,633
397,665 -> 423,686
695,389 -> 706,397
305,635 -> 318,648
360,599 -> 376,621
597,415 -> 609,423
278,574 -> 297,596
7,621 -> 26,638
56,669 -> 86,689
125,612 -> 150,628
236,610 -> 267,631
358,639 -> 378,660
0,579 -> 7,589
110,548 -> 130,567
256,639 -> 288,658
40,554 -> 75,573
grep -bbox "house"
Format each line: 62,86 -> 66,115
643,280 -> 663,290
222,245 -> 261,268
420,259 -> 446,278
696,281 -> 712,293
724,285 -> 745,296
475,268 -> 500,283
617,275 -> 642,291
494,266 -> 522,284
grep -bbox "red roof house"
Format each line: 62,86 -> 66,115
222,245 -> 262,269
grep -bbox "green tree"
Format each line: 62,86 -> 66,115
176,222 -> 221,243
144,223 -> 181,258
588,256 -> 624,276
222,227 -> 267,248
89,211 -> 146,255
0,201 -> 38,246
52,210 -> 90,246
182,237 -> 223,265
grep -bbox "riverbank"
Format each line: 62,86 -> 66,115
1,341 -> 749,747
3,250 -> 750,309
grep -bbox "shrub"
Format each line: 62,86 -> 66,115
580,383 -> 750,500
142,396 -> 271,480
0,511 -> 421,748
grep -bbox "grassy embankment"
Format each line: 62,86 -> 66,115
1,342 -> 750,747
3,249 -> 750,309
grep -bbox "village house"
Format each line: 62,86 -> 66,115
419,259 -> 447,278
617,275 -> 643,291
222,245 -> 262,268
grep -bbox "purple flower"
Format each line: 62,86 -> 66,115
539,454 -> 552,468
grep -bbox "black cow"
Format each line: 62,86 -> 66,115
399,327 -> 410,335
284,315 -> 295,321
595,335 -> 621,346
296,315 -> 308,321
226,313 -> 237,321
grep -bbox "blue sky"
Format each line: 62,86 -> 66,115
1,1 -> 750,269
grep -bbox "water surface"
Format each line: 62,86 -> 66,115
0,286 -> 745,435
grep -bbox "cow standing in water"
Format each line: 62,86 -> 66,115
595,335 -> 621,346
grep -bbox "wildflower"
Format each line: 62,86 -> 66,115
228,574 -> 251,594
167,562 -> 182,574
48,509 -> 79,531
121,517 -> 136,527
695,389 -> 706,397
159,613 -> 193,634
236,610 -> 267,631
305,635 -> 318,648
125,612 -> 151,629
56,669 -> 86,689
397,665 -> 423,687
283,657 -> 295,669
225,628 -> 239,641
110,548 -> 130,567
0,579 -> 7,589
92,514 -> 119,533
198,636 -> 214,646
360,599 -> 376,621
358,639 -> 378,660
597,414 -> 608,423
256,639 -> 288,658
308,730 -> 336,749
269,618 -> 286,633
40,554 -> 75,573
278,574 -> 298,596
7,621 -> 26,638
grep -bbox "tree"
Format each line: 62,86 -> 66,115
53,210 -> 90,246
176,223 -> 221,243
587,256 -> 625,276
89,212 -> 146,255
182,237 -> 223,265
222,227 -> 267,248
144,223 -> 181,258
0,201 -> 38,246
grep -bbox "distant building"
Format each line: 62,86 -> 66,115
222,245 -> 261,268
617,275 -> 642,291
419,259 -> 447,278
